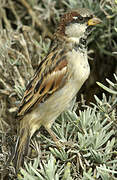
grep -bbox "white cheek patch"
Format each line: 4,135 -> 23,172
65,23 -> 87,38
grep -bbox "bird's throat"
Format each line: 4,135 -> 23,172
68,36 -> 87,52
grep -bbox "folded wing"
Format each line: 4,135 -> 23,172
17,49 -> 68,117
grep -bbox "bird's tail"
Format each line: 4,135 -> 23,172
13,128 -> 31,173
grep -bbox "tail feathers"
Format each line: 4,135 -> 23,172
13,128 -> 31,173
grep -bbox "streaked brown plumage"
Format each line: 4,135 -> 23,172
17,48 -> 68,116
12,8 -> 101,173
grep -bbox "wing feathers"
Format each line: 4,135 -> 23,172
17,51 -> 68,117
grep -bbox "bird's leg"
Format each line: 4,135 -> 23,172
45,127 -> 62,149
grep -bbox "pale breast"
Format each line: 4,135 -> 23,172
67,48 -> 90,84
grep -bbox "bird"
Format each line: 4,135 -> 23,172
12,8 -> 101,172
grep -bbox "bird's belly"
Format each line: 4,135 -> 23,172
32,81 -> 78,129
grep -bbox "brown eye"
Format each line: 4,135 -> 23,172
78,16 -> 84,21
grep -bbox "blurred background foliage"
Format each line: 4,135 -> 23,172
0,0 -> 117,179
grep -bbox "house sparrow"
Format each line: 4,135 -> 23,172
13,8 -> 101,172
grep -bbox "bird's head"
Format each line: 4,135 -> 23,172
56,8 -> 101,44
